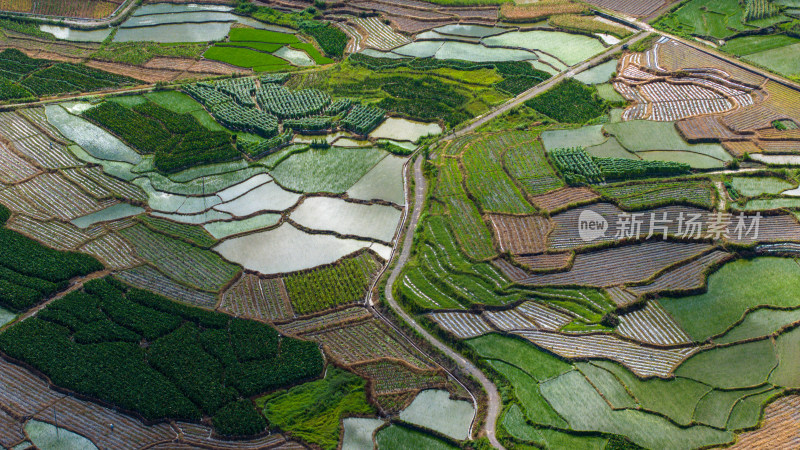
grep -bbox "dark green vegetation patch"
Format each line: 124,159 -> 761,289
0,205 -> 103,312
349,53 -> 552,96
525,79 -> 607,124
0,277 -> 324,436
0,49 -> 136,102
549,147 -> 691,184
83,100 -> 240,173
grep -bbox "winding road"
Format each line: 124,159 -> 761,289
379,156 -> 505,449
445,31 -> 651,140
375,31 -> 654,449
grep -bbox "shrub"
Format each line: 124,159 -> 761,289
213,400 -> 267,437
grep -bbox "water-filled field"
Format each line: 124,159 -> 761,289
399,389 -> 474,440
362,28 -> 607,67
369,118 -> 442,142
214,223 -> 374,274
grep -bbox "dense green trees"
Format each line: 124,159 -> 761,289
0,205 -> 102,312
0,277 -> 325,436
83,100 -> 240,173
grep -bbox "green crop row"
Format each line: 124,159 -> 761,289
0,276 -> 324,436
284,116 -> 335,131
237,131 -> 293,158
0,49 -> 136,100
255,84 -> 331,119
341,104 -> 385,135
183,83 -> 234,107
324,98 -> 353,115
211,101 -> 280,138
549,147 -> 604,184
285,251 -> 381,315
84,100 -> 240,173
299,22 -> 348,59
550,147 -> 692,184
215,77 -> 257,107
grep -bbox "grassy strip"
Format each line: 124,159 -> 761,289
91,42 -> 208,65
260,367 -> 375,450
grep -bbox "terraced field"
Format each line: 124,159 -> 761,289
5,2 -> 800,448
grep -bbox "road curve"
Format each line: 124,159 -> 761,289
445,31 -> 650,140
380,156 -> 505,449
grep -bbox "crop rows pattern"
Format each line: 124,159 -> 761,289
351,360 -> 445,395
512,252 -> 573,272
353,17 -> 410,50
10,132 -> 82,169
599,181 -> 715,210
727,395 -> 800,449
220,273 -> 295,321
517,241 -> 713,287
79,232 -> 142,270
462,134 -> 536,215
428,312 -> 493,339
284,251 -> 381,315
0,141 -> 40,183
5,215 -> 102,251
530,187 -> 599,213
119,224 -> 240,293
617,302 -> 692,346
115,265 -> 218,308
304,319 -> 430,369
514,330 -> 698,378
627,250 -> 733,297
487,214 -> 551,254
277,306 -> 371,335
0,173 -> 115,221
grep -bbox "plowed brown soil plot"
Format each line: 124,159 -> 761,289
627,249 -> 733,296
615,47 -> 755,122
487,214 -> 551,254
530,187 -> 599,213
0,408 -> 24,449
261,0 -> 499,33
513,252 -> 573,272
580,0 -> 671,17
620,39 -> 800,155
35,397 -> 176,449
303,318 -> 431,369
501,1 -> 586,22
514,241 -> 713,287
0,0 -> 124,19
726,395 -> 800,449
220,273 -> 295,321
